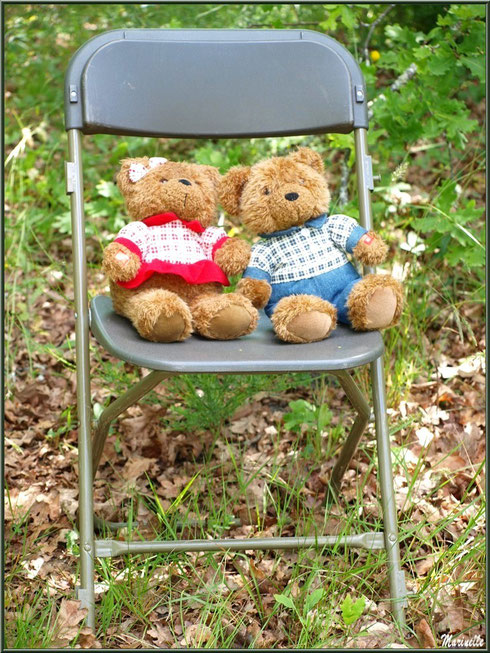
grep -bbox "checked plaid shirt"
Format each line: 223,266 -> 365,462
245,213 -> 367,285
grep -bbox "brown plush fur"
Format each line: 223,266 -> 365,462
103,157 -> 258,342
236,278 -> 272,309
102,242 -> 142,282
190,292 -> 258,340
213,238 -> 251,277
220,147 -> 403,343
123,288 -> 193,342
352,230 -> 389,266
116,158 -> 221,225
218,166 -> 251,217
347,274 -> 404,330
219,147 -> 330,235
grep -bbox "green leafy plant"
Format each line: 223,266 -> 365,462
283,399 -> 333,434
340,593 -> 366,625
274,586 -> 326,630
166,373 -> 312,434
283,398 -> 343,458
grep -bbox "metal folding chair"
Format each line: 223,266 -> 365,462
64,28 -> 408,631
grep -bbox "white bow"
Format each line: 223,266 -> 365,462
128,157 -> 168,183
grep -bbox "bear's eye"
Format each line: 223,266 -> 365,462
263,188 -> 270,195
160,178 -> 168,183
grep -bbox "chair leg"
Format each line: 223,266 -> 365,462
371,357 -> 407,630
327,370 -> 371,497
68,129 -> 95,630
92,370 -> 169,477
91,370 -> 169,532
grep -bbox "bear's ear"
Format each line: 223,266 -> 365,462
219,166 -> 251,216
200,165 -> 221,191
116,157 -> 149,195
287,147 -> 324,174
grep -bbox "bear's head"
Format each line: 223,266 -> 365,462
117,157 -> 221,227
219,148 -> 330,235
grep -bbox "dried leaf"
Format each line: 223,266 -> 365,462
182,623 -> 215,647
77,627 -> 103,648
121,455 -> 154,481
415,555 -> 435,576
50,599 -> 87,647
147,622 -> 174,647
416,618 -> 436,648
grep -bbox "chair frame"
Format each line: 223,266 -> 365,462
65,29 -> 408,633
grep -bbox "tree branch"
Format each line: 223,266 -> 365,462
368,63 -> 418,120
363,4 -> 395,63
338,148 -> 351,208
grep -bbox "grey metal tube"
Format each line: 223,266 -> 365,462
354,128 -> 376,276
92,370 -> 169,476
68,129 -> 95,629
354,127 -> 373,232
371,356 -> 407,628
329,370 -> 371,495
95,532 -> 385,558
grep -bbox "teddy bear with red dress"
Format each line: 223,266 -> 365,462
102,156 -> 258,342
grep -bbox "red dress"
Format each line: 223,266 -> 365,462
114,212 -> 230,289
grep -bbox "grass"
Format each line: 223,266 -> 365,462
5,357 -> 485,648
4,2 -> 485,649
5,420 -> 485,648
4,274 -> 485,647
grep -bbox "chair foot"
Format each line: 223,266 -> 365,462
76,585 -> 95,631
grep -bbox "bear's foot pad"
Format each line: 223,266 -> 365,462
286,311 -> 333,343
206,305 -> 255,340
364,287 -> 397,330
152,311 -> 190,342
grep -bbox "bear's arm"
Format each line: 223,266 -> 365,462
213,237 -> 251,277
325,214 -> 388,265
351,231 -> 389,265
102,222 -> 147,282
102,242 -> 141,282
236,244 -> 273,309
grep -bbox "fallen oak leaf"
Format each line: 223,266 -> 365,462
147,622 -> 175,647
77,627 -> 103,648
416,617 -> 436,648
49,599 -> 88,647
121,455 -> 155,481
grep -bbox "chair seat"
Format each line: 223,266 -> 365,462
90,295 -> 384,374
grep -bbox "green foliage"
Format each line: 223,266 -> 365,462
166,373 -> 311,433
283,399 -> 333,435
283,398 -> 343,460
340,593 -> 366,625
413,180 -> 485,270
274,586 -> 326,624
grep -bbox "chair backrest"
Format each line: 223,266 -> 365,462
65,28 -> 368,138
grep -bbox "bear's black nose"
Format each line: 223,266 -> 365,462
179,179 -> 192,186
285,192 -> 299,201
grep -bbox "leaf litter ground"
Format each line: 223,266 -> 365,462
4,269 -> 485,649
